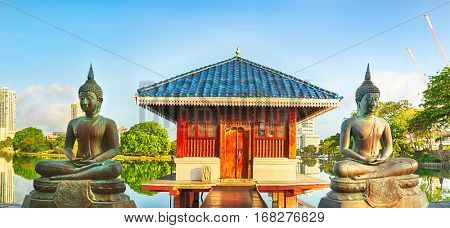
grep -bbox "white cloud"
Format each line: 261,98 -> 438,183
372,70 -> 426,106
16,84 -> 77,134
314,70 -> 427,139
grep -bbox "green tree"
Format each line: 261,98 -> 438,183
409,66 -> 449,148
375,100 -> 418,157
48,135 -> 66,152
169,140 -> 177,156
301,145 -> 317,157
12,127 -> 51,152
0,137 -> 13,149
319,133 -> 342,158
120,121 -> 171,156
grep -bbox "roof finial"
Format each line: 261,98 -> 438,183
88,63 -> 94,80
235,46 -> 241,58
365,63 -> 371,81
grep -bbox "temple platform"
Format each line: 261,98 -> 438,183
140,173 -> 329,208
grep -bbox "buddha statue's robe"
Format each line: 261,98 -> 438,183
35,115 -> 121,180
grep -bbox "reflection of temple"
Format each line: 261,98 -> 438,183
0,158 -> 14,204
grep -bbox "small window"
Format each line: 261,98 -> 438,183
208,122 -> 216,137
188,123 -> 196,137
258,122 -> 265,137
267,123 -> 274,137
278,123 -> 285,137
198,124 -> 205,137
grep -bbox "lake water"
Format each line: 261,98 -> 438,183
1,154 -> 448,207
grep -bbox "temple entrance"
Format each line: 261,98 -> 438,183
222,128 -> 249,179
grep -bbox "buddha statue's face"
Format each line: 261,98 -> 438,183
357,92 -> 379,116
79,91 -> 102,117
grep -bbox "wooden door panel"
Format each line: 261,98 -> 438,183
236,130 -> 244,178
224,130 -> 237,178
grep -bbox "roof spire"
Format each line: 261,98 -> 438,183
88,63 -> 94,80
365,63 -> 371,81
235,46 -> 241,58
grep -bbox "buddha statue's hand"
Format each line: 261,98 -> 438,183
73,159 -> 98,168
368,154 -> 387,165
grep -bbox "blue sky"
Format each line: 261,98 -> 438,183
0,0 -> 449,139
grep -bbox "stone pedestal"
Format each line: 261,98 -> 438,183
22,178 -> 136,208
318,174 -> 428,208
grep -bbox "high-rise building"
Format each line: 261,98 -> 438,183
0,87 -> 16,141
70,103 -> 84,120
296,119 -> 320,150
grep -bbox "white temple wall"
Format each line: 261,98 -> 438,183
252,158 -> 297,181
174,157 -> 220,181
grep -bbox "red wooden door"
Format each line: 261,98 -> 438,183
223,128 -> 249,179
224,129 -> 237,178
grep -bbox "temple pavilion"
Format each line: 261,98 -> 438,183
136,50 -> 341,183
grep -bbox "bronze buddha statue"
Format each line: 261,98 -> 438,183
35,65 -> 122,180
334,64 -> 418,180
318,64 -> 427,208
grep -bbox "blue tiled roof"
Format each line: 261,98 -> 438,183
138,56 -> 342,100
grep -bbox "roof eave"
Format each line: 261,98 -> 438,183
137,96 -> 340,108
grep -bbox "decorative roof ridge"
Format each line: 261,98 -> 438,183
236,57 -> 342,99
138,57 -> 236,93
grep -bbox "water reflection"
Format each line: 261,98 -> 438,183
121,161 -> 173,196
1,153 -> 448,208
0,154 -> 175,208
11,155 -> 44,180
297,157 -> 450,203
0,156 -> 14,204
417,168 -> 450,202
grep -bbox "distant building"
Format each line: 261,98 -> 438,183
70,103 -> 83,120
0,87 -> 16,141
433,129 -> 450,150
46,132 -> 65,140
296,119 -> 320,150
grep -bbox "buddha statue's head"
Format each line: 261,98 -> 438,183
355,64 -> 380,117
79,64 -> 103,117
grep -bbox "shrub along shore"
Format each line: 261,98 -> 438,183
0,150 -> 172,162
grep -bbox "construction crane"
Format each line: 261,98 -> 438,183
406,48 -> 427,85
423,12 -> 449,66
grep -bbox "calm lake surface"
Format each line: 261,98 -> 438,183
1,154 -> 448,207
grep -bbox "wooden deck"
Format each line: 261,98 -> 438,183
140,173 -> 330,208
256,173 -> 329,194
201,186 -> 267,208
141,173 -> 328,193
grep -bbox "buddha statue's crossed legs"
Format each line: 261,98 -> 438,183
35,160 -> 122,180
334,158 -> 418,180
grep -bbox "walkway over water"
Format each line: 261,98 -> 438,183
141,173 -> 329,208
201,186 -> 267,208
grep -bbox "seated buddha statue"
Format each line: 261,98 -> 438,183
333,65 -> 418,180
35,65 -> 122,180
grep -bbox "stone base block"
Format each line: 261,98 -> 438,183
21,178 -> 136,208
319,175 -> 428,208
175,157 -> 220,181
253,158 -> 297,181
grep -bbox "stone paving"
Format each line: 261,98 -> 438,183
428,201 -> 450,208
